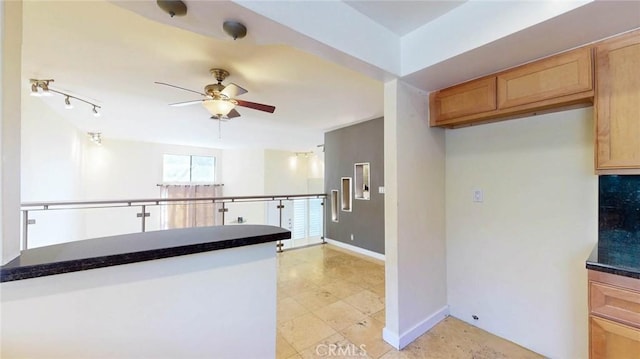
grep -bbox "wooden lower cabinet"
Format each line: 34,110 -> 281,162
590,316 -> 640,359
588,270 -> 640,358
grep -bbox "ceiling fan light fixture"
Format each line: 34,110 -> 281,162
223,21 -> 247,40
203,99 -> 236,116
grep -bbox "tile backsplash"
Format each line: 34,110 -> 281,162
599,175 -> 640,248
599,175 -> 640,269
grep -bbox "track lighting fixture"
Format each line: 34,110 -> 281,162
29,79 -> 53,97
87,132 -> 102,145
29,78 -> 102,117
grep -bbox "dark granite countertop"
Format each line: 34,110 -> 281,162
0,225 -> 290,283
586,230 -> 640,279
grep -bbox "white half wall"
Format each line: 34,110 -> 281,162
445,107 -> 597,358
1,242 -> 277,358
383,80 -> 447,349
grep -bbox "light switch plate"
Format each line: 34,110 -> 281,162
378,186 -> 385,194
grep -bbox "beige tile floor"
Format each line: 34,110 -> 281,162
277,244 -> 543,359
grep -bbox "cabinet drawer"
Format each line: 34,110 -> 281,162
590,316 -> 640,359
590,282 -> 640,329
429,77 -> 496,125
497,47 -> 593,109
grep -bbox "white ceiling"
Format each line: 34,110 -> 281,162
344,0 -> 466,35
21,0 -> 640,152
22,1 -> 384,151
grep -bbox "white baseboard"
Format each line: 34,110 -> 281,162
383,305 -> 449,350
324,238 -> 385,261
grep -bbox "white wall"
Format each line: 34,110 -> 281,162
445,107 -> 597,358
1,242 -> 277,358
21,99 -> 325,245
20,98 -> 86,248
264,149 -> 310,195
21,99 -> 85,203
221,148 -> 266,225
1,0 -> 22,263
383,80 -> 447,349
21,99 -> 223,245
81,138 -> 222,238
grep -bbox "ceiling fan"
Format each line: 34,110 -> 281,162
155,68 -> 276,120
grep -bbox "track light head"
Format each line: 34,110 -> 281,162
64,96 -> 73,109
30,83 -> 40,97
87,132 -> 102,145
40,80 -> 52,96
92,106 -> 100,117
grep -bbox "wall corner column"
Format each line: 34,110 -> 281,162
1,0 -> 23,264
383,79 -> 447,349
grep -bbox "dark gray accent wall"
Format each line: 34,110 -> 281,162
324,117 -> 384,254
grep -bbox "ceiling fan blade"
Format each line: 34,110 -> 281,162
227,108 -> 241,118
169,99 -> 204,107
155,82 -> 207,97
221,83 -> 248,98
235,99 -> 276,113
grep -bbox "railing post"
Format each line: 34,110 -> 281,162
22,210 -> 29,250
321,199 -> 326,244
276,199 -> 284,253
219,202 -> 228,225
141,205 -> 146,232
136,205 -> 150,232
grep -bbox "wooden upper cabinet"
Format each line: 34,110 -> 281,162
497,47 -> 593,109
429,77 -> 496,126
429,46 -> 594,128
595,30 -> 640,173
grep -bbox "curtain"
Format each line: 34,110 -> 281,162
160,185 -> 223,229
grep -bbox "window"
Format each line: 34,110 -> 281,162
162,154 -> 215,183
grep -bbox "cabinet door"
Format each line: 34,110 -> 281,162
595,31 -> 640,171
590,316 -> 640,359
497,47 -> 593,109
429,77 -> 496,125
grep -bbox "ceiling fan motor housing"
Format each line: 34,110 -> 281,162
204,83 -> 226,97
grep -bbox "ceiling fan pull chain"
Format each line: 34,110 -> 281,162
218,118 -> 222,139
